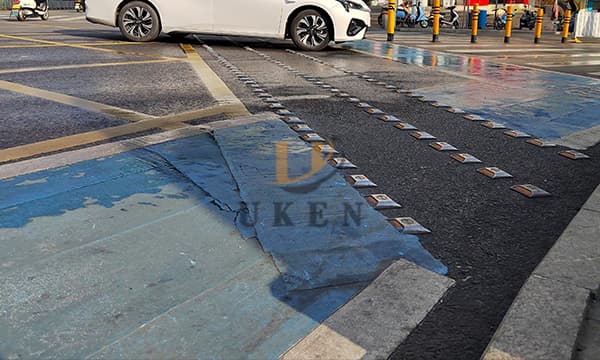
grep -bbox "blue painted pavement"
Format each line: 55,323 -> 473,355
0,121 -> 445,359
342,40 -> 600,140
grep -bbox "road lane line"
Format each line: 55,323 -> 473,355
0,41 -> 160,49
0,80 -> 154,122
0,59 -> 182,75
180,42 -> 249,116
0,112 -> 278,179
0,103 -> 244,164
0,33 -> 180,60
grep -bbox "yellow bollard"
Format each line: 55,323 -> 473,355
471,4 -> 479,43
432,0 -> 441,42
561,9 -> 571,43
504,5 -> 513,43
387,0 -> 396,42
534,8 -> 543,43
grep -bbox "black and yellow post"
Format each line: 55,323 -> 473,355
471,3 -> 479,43
534,8 -> 543,43
432,0 -> 441,42
561,9 -> 571,43
387,0 -> 396,41
504,5 -> 513,43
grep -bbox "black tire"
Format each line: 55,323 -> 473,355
118,1 -> 161,42
419,20 -> 428,28
41,12 -> 49,20
17,10 -> 25,21
290,9 -> 331,51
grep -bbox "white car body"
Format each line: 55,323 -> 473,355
85,0 -> 370,43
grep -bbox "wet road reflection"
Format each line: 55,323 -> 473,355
343,40 -> 600,140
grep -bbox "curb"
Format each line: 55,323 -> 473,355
280,259 -> 455,360
481,184 -> 600,360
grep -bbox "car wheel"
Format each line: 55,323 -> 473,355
17,10 -> 25,21
290,9 -> 331,52
118,1 -> 161,42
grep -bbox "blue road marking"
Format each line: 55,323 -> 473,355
0,120 -> 446,358
342,40 -> 600,140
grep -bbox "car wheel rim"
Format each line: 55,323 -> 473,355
296,15 -> 328,48
122,6 -> 153,38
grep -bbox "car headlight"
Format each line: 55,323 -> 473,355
336,0 -> 368,12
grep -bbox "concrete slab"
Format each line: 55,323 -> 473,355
281,259 -> 455,360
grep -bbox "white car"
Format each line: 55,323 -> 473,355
85,0 -> 371,51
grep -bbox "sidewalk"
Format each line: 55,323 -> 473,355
482,184 -> 600,360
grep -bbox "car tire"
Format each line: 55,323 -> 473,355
118,1 -> 161,42
290,9 -> 331,52
17,10 -> 25,21
41,12 -> 49,20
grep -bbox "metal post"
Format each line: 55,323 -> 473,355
387,0 -> 396,41
534,8 -> 544,43
432,0 -> 441,42
561,9 -> 571,43
504,5 -> 513,43
471,3 -> 479,43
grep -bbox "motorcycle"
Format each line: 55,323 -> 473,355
428,6 -> 459,29
10,0 -> 49,21
74,0 -> 85,13
377,2 -> 428,29
494,8 -> 517,30
519,9 -> 537,30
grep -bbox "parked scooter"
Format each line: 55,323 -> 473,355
494,8 -> 517,30
377,2 -> 428,28
428,6 -> 459,29
519,9 -> 537,30
74,0 -> 85,13
11,0 -> 49,21
411,2 -> 430,29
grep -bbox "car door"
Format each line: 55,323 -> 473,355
213,0 -> 284,37
160,0 -> 213,32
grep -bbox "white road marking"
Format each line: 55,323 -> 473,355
530,60 -> 600,67
450,48 -> 581,53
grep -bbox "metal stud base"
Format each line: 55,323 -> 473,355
559,150 -> 590,160
430,142 -> 458,151
451,153 -> 482,164
329,157 -> 358,169
347,175 -> 377,188
389,217 -> 431,234
504,130 -> 532,138
410,131 -> 436,140
511,184 -> 551,198
478,167 -> 513,179
366,194 -> 402,209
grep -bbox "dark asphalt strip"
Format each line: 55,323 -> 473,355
203,42 -> 600,360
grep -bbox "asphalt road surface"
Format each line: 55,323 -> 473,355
1,10 -> 599,360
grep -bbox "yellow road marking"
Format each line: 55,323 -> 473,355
0,33 -> 179,60
0,58 -> 182,75
180,43 -> 249,117
0,80 -> 153,122
0,103 -> 241,164
0,41 -> 160,49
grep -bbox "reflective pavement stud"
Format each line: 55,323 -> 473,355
338,93 -> 351,97
379,115 -> 402,122
451,153 -> 483,164
562,9 -> 572,43
511,184 -> 551,198
471,3 -> 479,43
504,130 -> 532,138
348,98 -> 361,103
464,114 -> 486,121
447,107 -> 466,114
281,116 -> 305,124
356,103 -> 373,109
376,81 -> 387,86
482,121 -> 507,129
432,102 -> 451,108
504,5 -> 513,43
388,217 -> 432,234
276,109 -> 294,116
328,158 -> 358,169
385,85 -> 398,89
321,84 -> 332,89
269,103 -> 285,110
366,108 -> 385,115
430,142 -> 458,151
366,194 -> 402,209
432,0 -> 441,42
330,88 -> 341,93
526,139 -> 557,147
291,124 -> 314,133
559,150 -> 591,160
478,167 -> 513,179
396,89 -> 412,94
264,98 -> 280,104
347,175 -> 377,188
258,93 -> 272,98
300,133 -> 326,143
366,78 -> 377,83
317,144 -> 339,155
253,88 -> 266,93
395,122 -> 418,130
534,8 -> 544,44
410,131 -> 437,140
